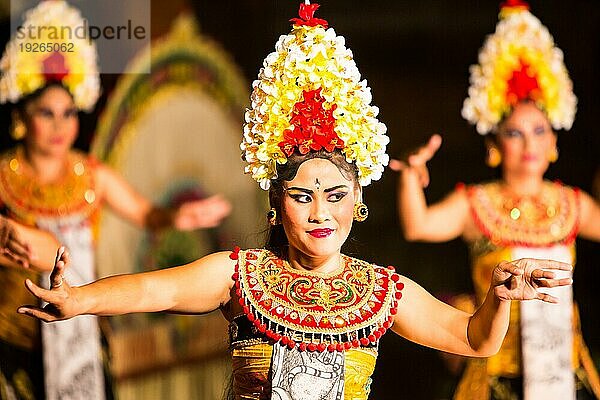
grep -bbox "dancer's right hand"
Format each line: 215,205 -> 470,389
389,134 -> 442,188
18,247 -> 81,322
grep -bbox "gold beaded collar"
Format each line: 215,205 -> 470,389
0,146 -> 98,223
468,181 -> 579,247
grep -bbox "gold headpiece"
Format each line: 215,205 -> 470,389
241,2 -> 389,190
0,0 -> 100,111
462,0 -> 576,134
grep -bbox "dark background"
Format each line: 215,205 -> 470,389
1,1 -> 598,398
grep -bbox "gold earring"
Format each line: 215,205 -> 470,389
353,202 -> 368,222
486,146 -> 501,168
267,208 -> 278,225
548,147 -> 559,163
10,120 -> 26,140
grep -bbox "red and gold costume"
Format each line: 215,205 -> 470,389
0,146 -> 104,399
228,248 -> 403,400
453,181 -> 600,399
0,2 -> 103,396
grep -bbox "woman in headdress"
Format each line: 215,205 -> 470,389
0,1 -> 231,398
18,3 -> 573,400
393,1 -> 600,399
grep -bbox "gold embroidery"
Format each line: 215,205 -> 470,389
0,147 -> 98,222
238,250 -> 397,336
469,181 -> 578,247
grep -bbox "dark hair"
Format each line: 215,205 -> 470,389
265,149 -> 358,258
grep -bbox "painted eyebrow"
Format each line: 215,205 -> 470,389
285,186 -> 314,194
324,185 -> 350,193
285,184 -> 349,194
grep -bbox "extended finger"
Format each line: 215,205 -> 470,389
531,269 -> 555,279
60,249 -> 70,268
7,239 -> 31,262
529,259 -> 572,271
535,277 -> 573,288
54,246 -> 66,266
536,291 -> 559,304
50,262 -> 65,288
1,248 -> 29,268
50,248 -> 68,287
417,166 -> 430,188
388,159 -> 407,172
409,134 -> 442,165
17,306 -> 58,322
500,261 -> 524,276
428,134 -> 442,152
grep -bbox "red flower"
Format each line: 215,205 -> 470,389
506,61 -> 540,105
500,0 -> 530,11
279,88 -> 343,157
42,52 -> 69,83
290,2 -> 328,28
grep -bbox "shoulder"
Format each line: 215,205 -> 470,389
577,189 -> 598,215
92,160 -> 115,181
183,251 -> 238,285
196,250 -> 238,270
462,180 -> 497,198
92,161 -> 131,197
547,180 -> 578,199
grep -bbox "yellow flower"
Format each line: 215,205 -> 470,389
0,1 -> 100,111
242,18 -> 388,189
462,7 -> 576,135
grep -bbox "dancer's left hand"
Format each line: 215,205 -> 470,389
174,194 -> 232,230
492,258 -> 572,303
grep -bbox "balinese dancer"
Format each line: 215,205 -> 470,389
0,1 -> 230,399
393,1 -> 600,399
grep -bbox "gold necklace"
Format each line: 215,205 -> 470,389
0,146 -> 97,222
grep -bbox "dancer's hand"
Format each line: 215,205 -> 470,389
389,134 -> 442,188
18,247 -> 82,322
390,134 -> 442,187
174,194 -> 232,230
0,215 -> 33,268
491,258 -> 573,303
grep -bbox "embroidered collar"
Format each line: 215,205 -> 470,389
467,181 -> 579,247
0,147 -> 98,223
231,248 -> 403,352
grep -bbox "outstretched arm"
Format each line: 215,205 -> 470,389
391,258 -> 572,357
0,216 -> 59,271
390,134 -> 470,242
95,164 -> 231,231
18,248 -> 236,321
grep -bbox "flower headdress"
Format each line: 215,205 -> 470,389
0,1 -> 100,111
462,0 -> 576,135
241,2 -> 389,190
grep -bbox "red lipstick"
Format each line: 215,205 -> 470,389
522,153 -> 538,162
308,228 -> 334,238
